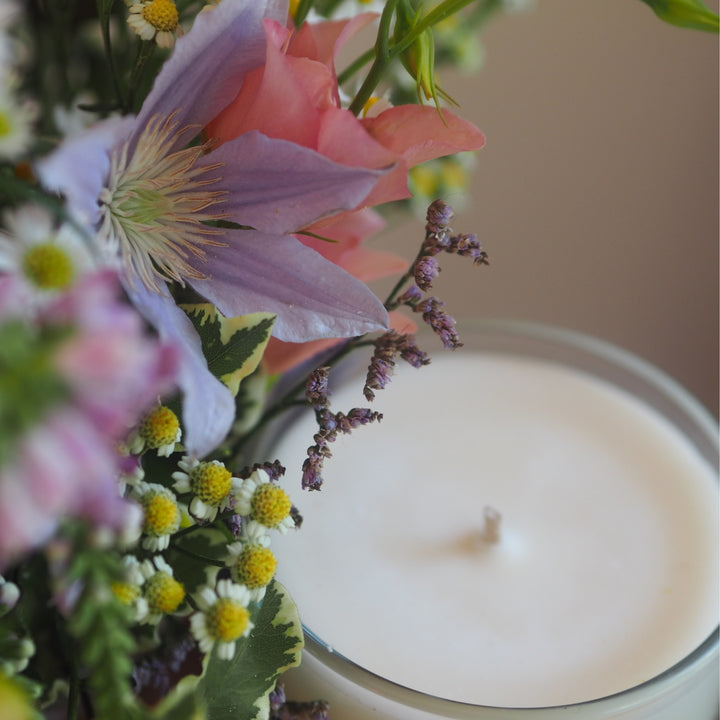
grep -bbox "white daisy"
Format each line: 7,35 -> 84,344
235,469 -> 295,534
225,533 -> 277,602
0,204 -> 94,294
128,405 -> 182,457
111,555 -> 149,622
132,482 -> 182,551
172,456 -> 241,522
0,79 -> 35,161
126,0 -> 180,48
138,555 -> 186,622
0,575 -> 19,615
190,579 -> 253,660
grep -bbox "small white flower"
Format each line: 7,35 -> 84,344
128,405 -> 182,458
132,482 -> 182,551
126,0 -> 180,48
190,579 -> 253,660
0,79 -> 35,161
235,469 -> 295,534
226,532 -> 276,602
138,555 -> 186,622
0,203 -> 94,294
112,556 -> 149,622
52,93 -> 101,139
172,456 -> 241,522
0,575 -> 20,615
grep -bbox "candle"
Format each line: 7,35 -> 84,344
267,322 -> 719,719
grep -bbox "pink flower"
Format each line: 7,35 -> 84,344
206,15 -> 485,372
0,271 -> 178,569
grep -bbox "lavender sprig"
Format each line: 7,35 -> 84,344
364,330 -> 430,401
301,369 -> 382,490
386,199 -> 488,349
270,682 -> 330,719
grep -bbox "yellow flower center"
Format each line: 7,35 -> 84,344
250,484 -> 292,528
142,0 -> 179,32
142,491 -> 181,536
191,461 -> 233,506
0,111 -> 11,138
111,581 -> 141,606
139,406 -> 180,449
207,598 -> 250,643
145,572 -> 186,614
0,671 -> 33,720
234,545 -> 277,589
288,0 -> 300,17
22,244 -> 74,290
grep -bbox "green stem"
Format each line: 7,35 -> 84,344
293,0 -> 315,28
67,651 -> 81,720
230,339 -> 367,465
348,0 -> 492,115
126,40 -> 157,113
348,0 -> 399,115
337,47 -> 375,86
97,0 -> 126,111
171,544 -> 226,567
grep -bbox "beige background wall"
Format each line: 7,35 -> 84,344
372,0 -> 719,416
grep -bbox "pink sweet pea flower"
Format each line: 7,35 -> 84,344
0,271 -> 178,569
206,15 -> 485,373
35,0 -> 389,457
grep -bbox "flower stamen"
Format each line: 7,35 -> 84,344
99,112 -> 230,294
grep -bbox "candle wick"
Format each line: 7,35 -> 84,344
480,506 -> 502,544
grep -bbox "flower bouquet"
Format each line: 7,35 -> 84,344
0,0 -> 716,718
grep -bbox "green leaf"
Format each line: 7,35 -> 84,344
197,581 -> 303,720
64,529 -> 139,720
166,528 -> 229,595
639,0 -> 719,31
149,673 -> 207,720
0,321 -> 71,468
182,305 -> 276,396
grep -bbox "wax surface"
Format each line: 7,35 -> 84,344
270,353 -> 719,708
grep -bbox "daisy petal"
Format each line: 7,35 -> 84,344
188,229 -> 389,342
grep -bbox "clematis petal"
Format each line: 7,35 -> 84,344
199,130 -> 386,234
262,309 -> 415,375
187,229 -> 389,342
34,116 -> 135,227
133,0 -> 289,153
125,282 -> 235,458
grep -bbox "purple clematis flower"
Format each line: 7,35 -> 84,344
36,0 -> 389,458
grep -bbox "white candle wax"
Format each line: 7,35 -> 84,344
269,339 -> 719,718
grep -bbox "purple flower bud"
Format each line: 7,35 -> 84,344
448,232 -> 489,266
416,297 -> 463,350
302,449 -> 326,491
398,336 -> 431,369
426,199 -> 455,234
270,683 -> 287,711
397,284 -> 423,308
413,255 -> 440,291
306,367 -> 331,410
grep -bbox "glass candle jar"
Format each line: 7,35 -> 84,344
265,320 -> 719,720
